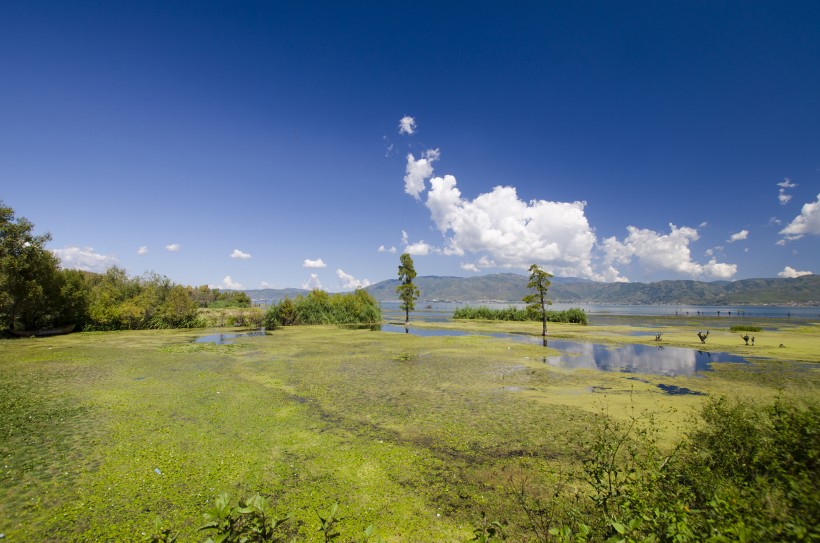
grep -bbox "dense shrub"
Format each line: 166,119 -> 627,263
82,269 -> 200,330
264,289 -> 381,327
453,305 -> 588,325
196,307 -> 265,328
517,396 -> 820,542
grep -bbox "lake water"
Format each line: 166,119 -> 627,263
379,323 -> 750,376
380,301 -> 820,320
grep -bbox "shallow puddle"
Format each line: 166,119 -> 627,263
380,325 -> 750,376
194,329 -> 267,345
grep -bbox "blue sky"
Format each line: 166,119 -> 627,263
2,1 -> 818,291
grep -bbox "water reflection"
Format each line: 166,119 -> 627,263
380,325 -> 749,376
540,340 -> 746,376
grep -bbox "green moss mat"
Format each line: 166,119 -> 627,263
1,322 -> 817,541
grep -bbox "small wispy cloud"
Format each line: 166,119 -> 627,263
778,178 -> 797,205
727,229 -> 749,243
398,115 -> 416,135
165,243 -> 181,252
231,249 -> 252,260
383,135 -> 395,158
260,281 -> 274,288
137,246 -> 149,255
303,258 -> 327,268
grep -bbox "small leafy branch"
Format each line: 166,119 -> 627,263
470,511 -> 506,542
317,502 -> 342,543
143,515 -> 178,543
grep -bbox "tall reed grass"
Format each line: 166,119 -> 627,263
453,305 -> 588,324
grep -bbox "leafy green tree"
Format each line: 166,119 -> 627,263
205,289 -> 252,308
57,269 -> 92,328
0,201 -> 69,330
190,285 -> 219,307
86,266 -> 135,330
396,253 -> 420,324
157,285 -> 199,328
523,264 -> 553,337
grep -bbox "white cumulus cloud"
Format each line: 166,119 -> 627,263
602,224 -> 737,280
424,175 -> 600,278
778,266 -> 813,278
260,281 -> 274,288
400,230 -> 435,256
209,275 -> 243,290
302,273 -> 322,290
303,258 -> 327,268
727,229 -> 749,243
52,246 -> 119,273
398,115 -> 416,135
404,149 -> 440,199
780,193 -> 820,240
398,119 -> 741,282
137,246 -> 148,255
165,243 -> 181,252
378,245 -> 397,254
405,241 -> 433,256
231,249 -> 251,260
336,269 -> 371,289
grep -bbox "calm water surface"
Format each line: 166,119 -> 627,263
380,301 -> 819,321
380,323 -> 750,376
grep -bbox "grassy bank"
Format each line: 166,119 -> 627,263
1,321 -> 818,541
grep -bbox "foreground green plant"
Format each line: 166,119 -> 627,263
144,515 -> 179,543
198,493 -> 291,543
145,496 -> 387,543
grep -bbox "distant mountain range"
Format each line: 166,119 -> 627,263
245,273 -> 820,306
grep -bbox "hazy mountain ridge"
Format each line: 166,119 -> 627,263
242,274 -> 819,306
363,274 -> 820,305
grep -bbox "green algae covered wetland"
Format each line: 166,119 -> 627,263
1,316 -> 818,541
